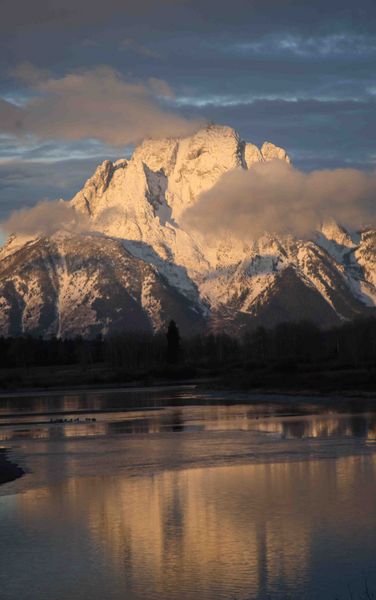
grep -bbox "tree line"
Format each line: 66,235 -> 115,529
0,317 -> 376,372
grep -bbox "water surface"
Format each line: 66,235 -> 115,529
1,387 -> 376,600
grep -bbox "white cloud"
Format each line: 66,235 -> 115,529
0,66 -> 201,146
1,199 -> 91,237
182,160 -> 376,239
231,33 -> 376,58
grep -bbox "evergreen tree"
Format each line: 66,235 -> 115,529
166,320 -> 180,363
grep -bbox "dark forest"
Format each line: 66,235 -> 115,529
1,317 -> 376,393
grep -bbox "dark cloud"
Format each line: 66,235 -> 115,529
181,98 -> 376,170
0,0 -> 185,32
119,38 -> 162,60
1,0 -> 376,218
0,0 -> 362,34
0,98 -> 23,134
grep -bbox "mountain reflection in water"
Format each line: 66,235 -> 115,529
0,384 -> 376,439
2,405 -> 376,442
2,455 -> 376,600
1,388 -> 376,600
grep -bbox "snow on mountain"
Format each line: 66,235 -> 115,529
0,124 -> 375,338
0,232 -> 206,337
70,125 -> 292,280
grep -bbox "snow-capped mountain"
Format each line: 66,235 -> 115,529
0,124 -> 375,337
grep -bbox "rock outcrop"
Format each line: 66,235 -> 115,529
0,124 -> 375,337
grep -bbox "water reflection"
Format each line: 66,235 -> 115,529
3,455 -> 376,600
0,386 -> 202,417
2,403 -> 376,443
2,389 -> 376,599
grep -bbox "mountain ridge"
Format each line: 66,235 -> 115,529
0,124 -> 375,337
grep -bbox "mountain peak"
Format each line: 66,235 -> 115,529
70,124 -> 292,270
2,124 -> 369,339
261,141 -> 291,163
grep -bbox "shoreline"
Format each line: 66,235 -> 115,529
0,378 -> 210,399
2,360 -> 376,401
1,377 -> 376,400
0,448 -> 24,486
203,385 -> 376,400
0,379 -> 376,403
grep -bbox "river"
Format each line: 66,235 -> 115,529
1,386 -> 376,600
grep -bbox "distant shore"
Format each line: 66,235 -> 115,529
1,360 -> 376,400
0,378 -> 376,404
0,449 -> 24,486
0,376 -> 211,399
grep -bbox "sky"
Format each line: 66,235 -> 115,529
1,0 -> 376,221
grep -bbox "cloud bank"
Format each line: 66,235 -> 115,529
1,199 -> 91,237
2,160 -> 376,243
0,66 -> 201,146
0,0 -> 186,32
182,161 -> 376,239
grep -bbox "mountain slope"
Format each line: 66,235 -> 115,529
0,124 -> 375,337
0,232 -> 206,337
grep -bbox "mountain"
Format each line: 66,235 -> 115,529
0,124 -> 375,337
0,232 -> 206,337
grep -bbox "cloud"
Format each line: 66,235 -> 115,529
229,33 -> 376,59
0,0 -> 186,32
1,0 -> 375,37
119,38 -> 161,59
10,63 -> 51,85
182,160 -> 376,239
0,158 -> 106,220
182,97 -> 376,170
1,66 -> 201,146
0,99 -> 24,135
1,199 -> 91,237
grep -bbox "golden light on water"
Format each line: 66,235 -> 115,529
16,453 -> 376,599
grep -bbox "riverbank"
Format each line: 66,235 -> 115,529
1,360 -> 376,400
0,449 -> 24,485
218,365 -> 376,396
0,362 -> 207,393
205,362 -> 376,397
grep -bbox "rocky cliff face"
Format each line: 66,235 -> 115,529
0,232 -> 206,337
0,124 -> 375,337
